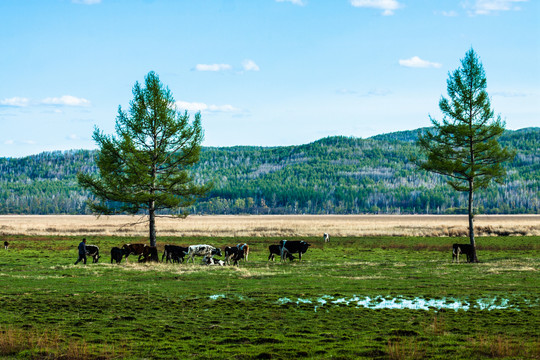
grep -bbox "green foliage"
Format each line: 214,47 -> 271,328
416,49 -> 517,259
0,128 -> 538,215
416,49 -> 515,194
76,72 -> 210,245
0,235 -> 538,359
77,72 -> 210,217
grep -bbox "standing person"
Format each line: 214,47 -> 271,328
74,238 -> 87,265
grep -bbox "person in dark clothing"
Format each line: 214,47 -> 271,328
74,238 -> 87,265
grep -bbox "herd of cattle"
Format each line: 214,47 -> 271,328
83,239 -> 313,266
4,234 -> 475,264
80,235 -> 475,265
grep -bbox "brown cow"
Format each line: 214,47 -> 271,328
138,246 -> 159,263
121,243 -> 147,262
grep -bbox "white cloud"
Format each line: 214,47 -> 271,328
363,88 -> 392,97
4,140 -> 14,145
194,64 -> 232,72
176,101 -> 240,113
41,95 -> 90,107
276,0 -> 306,5
72,0 -> 102,4
0,97 -> 30,107
242,59 -> 260,72
350,0 -> 403,15
463,0 -> 528,15
399,56 -> 442,68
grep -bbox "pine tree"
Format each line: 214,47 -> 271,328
416,49 -> 515,262
77,71 -> 211,246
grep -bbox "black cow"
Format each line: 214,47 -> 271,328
4,241 -> 9,250
162,245 -> 188,263
452,243 -> 474,263
224,246 -> 245,266
86,245 -> 101,263
279,240 -> 310,261
111,247 -> 127,264
268,244 -> 294,261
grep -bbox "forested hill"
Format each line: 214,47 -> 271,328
1,127 -> 538,215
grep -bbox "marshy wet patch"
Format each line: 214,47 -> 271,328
208,293 -> 538,312
276,295 -> 538,312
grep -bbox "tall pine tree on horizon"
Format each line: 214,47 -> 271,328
416,48 -> 515,262
77,71 -> 211,247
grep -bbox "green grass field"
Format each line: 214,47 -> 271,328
0,235 -> 538,359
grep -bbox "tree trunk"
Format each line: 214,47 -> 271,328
468,181 -> 478,262
149,201 -> 156,247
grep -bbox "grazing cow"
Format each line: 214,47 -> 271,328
323,233 -> 330,243
452,243 -> 474,263
280,240 -> 311,261
138,246 -> 159,263
224,246 -> 246,266
110,247 -> 126,264
121,243 -> 147,261
236,243 -> 250,262
4,241 -> 8,250
224,246 -> 240,265
202,256 -> 225,266
186,245 -> 222,264
268,244 -> 295,261
86,245 -> 101,263
162,245 -> 189,263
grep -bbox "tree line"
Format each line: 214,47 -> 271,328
0,127 -> 538,215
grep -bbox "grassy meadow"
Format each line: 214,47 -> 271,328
0,219 -> 539,359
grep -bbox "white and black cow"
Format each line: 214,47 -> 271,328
162,245 -> 189,263
280,240 -> 311,261
323,233 -> 330,243
4,241 -> 9,250
186,244 -> 222,264
202,256 -> 225,266
86,245 -> 101,263
452,243 -> 474,263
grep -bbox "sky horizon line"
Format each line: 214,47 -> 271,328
3,125 -> 537,159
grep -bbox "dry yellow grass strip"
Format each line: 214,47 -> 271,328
0,214 -> 539,237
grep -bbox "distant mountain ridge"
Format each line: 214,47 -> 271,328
0,127 -> 538,215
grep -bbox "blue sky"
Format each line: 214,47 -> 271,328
1,0 -> 538,157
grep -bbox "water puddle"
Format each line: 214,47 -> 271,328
277,295 -> 529,312
209,293 -> 536,312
